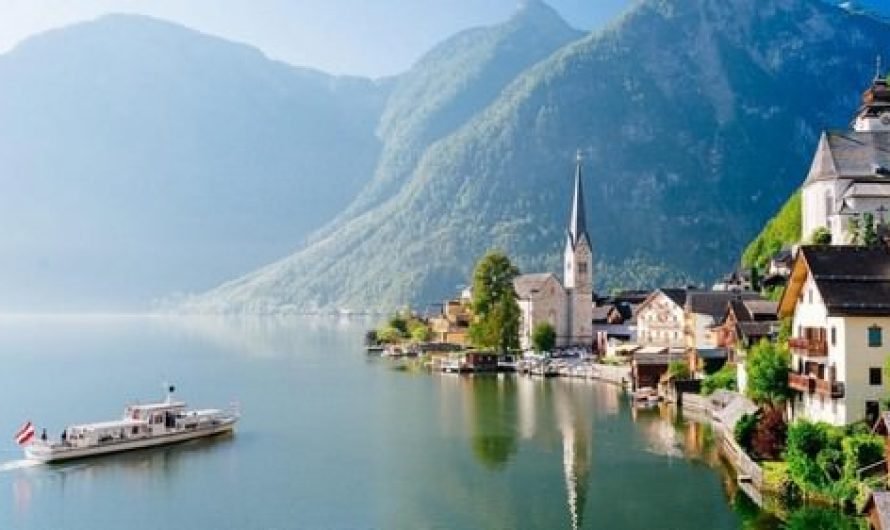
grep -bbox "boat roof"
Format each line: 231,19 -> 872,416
129,401 -> 187,412
190,409 -> 222,416
68,418 -> 147,431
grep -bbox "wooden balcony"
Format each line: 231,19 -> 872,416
814,378 -> 845,398
788,373 -> 844,398
788,373 -> 814,393
788,337 -> 827,357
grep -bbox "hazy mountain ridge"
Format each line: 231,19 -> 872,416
186,0 -> 890,314
314,0 -> 586,237
0,14 -> 390,310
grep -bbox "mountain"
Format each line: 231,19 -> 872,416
314,0 -> 584,236
185,0 -> 890,314
0,14 -> 390,311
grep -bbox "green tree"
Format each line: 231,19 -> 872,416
808,227 -> 832,245
468,250 -> 521,352
745,340 -> 791,406
531,322 -> 556,353
734,412 -> 758,454
701,363 -> 737,395
408,320 -> 432,342
667,360 -> 690,380
848,216 -> 861,245
863,212 -> 879,248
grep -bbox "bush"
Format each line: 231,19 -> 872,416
531,322 -> 556,353
701,363 -> 737,395
751,407 -> 787,460
734,412 -> 758,454
841,434 -> 884,480
667,360 -> 690,380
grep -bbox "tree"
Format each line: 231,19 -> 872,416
863,212 -> 879,248
667,360 -> 690,380
408,320 -> 432,342
808,227 -> 832,245
531,322 -> 556,353
745,339 -> 792,406
468,251 -> 521,352
847,216 -> 861,245
701,363 -> 737,395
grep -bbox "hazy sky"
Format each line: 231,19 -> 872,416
1,0 -> 630,77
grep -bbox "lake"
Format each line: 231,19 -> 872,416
0,315 -> 768,529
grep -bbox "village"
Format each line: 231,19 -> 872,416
365,71 -> 890,526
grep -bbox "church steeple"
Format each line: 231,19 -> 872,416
564,151 -> 592,294
854,58 -> 890,132
567,151 -> 591,251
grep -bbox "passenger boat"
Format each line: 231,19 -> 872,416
21,387 -> 239,463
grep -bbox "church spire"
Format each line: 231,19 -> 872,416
567,151 -> 591,250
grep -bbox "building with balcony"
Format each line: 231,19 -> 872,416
636,289 -> 687,350
779,245 -> 890,426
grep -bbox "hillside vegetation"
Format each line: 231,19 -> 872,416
186,0 -> 890,313
742,191 -> 802,270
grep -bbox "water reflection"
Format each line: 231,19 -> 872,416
469,377 -> 518,470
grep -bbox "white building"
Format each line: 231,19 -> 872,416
780,246 -> 890,426
515,155 -> 593,350
635,289 -> 687,350
801,74 -> 890,245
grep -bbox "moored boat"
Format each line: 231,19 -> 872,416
21,387 -> 239,463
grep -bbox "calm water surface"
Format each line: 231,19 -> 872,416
0,316 -> 765,529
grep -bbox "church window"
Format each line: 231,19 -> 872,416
825,190 -> 833,221
578,262 -> 587,275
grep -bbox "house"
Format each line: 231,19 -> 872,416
712,269 -> 754,293
515,154 -> 594,350
801,73 -> 890,245
712,298 -> 780,361
864,490 -> 890,530
685,291 -> 763,375
592,299 -> 638,353
430,295 -> 473,346
635,289 -> 687,350
780,245 -> 890,426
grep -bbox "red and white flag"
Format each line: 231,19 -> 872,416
14,421 -> 35,446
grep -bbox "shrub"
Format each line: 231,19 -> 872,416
751,407 -> 787,460
531,322 -> 556,353
667,360 -> 690,380
701,363 -> 737,395
734,412 -> 758,454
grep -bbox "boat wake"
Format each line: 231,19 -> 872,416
0,459 -> 42,473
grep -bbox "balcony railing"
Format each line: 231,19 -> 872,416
788,373 -> 845,398
815,378 -> 845,398
788,337 -> 828,357
788,373 -> 814,393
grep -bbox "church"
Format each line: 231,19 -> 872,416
802,68 -> 890,243
514,155 -> 594,350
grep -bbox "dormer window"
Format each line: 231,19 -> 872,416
869,325 -> 883,347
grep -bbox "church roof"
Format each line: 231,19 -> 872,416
805,131 -> 890,185
567,157 -> 591,250
513,273 -> 562,299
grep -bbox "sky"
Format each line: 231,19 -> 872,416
0,0 -> 630,77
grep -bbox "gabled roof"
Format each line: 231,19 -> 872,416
779,246 -> 890,317
513,273 -> 563,299
686,291 -> 762,320
805,131 -> 890,185
637,288 -> 687,315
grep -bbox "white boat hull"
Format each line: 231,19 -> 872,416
25,419 -> 236,463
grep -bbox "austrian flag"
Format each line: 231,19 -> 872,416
14,421 -> 35,446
